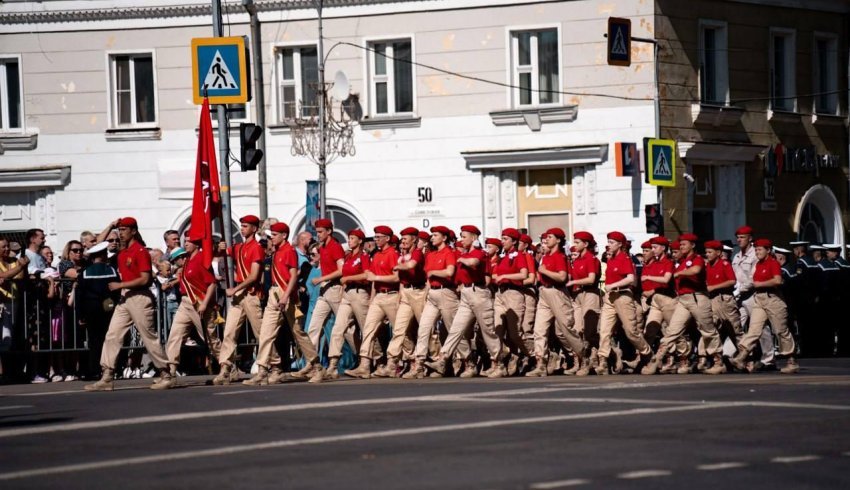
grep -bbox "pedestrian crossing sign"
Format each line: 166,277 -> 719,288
607,17 -> 631,66
643,138 -> 677,187
191,36 -> 249,105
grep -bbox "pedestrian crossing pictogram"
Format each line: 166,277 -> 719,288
611,28 -> 628,56
654,149 -> 671,177
203,51 -> 238,90
643,138 -> 677,187
607,17 -> 631,66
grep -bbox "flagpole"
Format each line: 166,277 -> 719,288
212,0 -> 234,288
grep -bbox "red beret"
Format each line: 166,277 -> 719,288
460,225 -> 481,236
671,240 -> 681,250
118,217 -> 138,228
501,228 -> 520,241
543,227 -> 566,239
240,215 -> 260,226
519,233 -> 532,244
430,225 -> 451,236
418,231 -> 431,241
607,231 -> 627,244
573,231 -> 595,243
447,229 -> 457,240
400,227 -> 419,237
679,233 -> 698,243
649,236 -> 669,247
704,240 -> 723,250
348,229 -> 365,240
374,225 -> 393,236
754,238 -> 773,248
641,241 -> 652,249
269,222 -> 290,235
569,246 -> 577,253
736,225 -> 753,236
314,218 -> 333,230
390,234 -> 399,244
485,237 -> 502,247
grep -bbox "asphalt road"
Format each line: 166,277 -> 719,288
1,359 -> 850,490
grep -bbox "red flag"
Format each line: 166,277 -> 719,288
189,98 -> 222,269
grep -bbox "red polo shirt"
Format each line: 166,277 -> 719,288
525,251 -> 537,278
117,241 -> 152,285
570,252 -> 601,292
641,256 -> 674,292
233,239 -> 263,284
538,251 -> 569,287
179,252 -> 215,303
342,250 -> 370,288
493,248 -> 526,286
371,245 -> 399,291
424,245 -> 457,288
675,252 -> 707,294
271,242 -> 298,289
398,248 -> 426,287
705,258 -> 736,287
455,248 -> 487,286
604,250 -> 635,286
753,255 -> 781,282
319,237 -> 345,276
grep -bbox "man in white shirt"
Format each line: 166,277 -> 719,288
24,228 -> 48,275
732,225 -> 775,369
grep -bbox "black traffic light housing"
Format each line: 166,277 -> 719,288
645,203 -> 663,235
239,122 -> 263,171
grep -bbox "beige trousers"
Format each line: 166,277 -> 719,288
662,292 -> 720,357
494,288 -> 529,356
710,294 -> 744,345
328,287 -> 370,358
739,292 -> 795,356
414,288 -> 461,360
359,291 -> 400,359
218,289 -> 270,367
388,286 -> 426,360
572,290 -> 601,347
534,287 -> 583,357
598,290 -> 651,358
441,285 -> 502,361
101,291 -> 168,370
165,296 -> 221,367
307,284 -> 343,349
256,286 -> 316,369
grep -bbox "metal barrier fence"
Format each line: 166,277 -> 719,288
1,278 -> 257,355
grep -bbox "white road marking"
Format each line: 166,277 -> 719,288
697,462 -> 748,471
617,469 -> 672,479
771,455 -> 821,463
462,397 -> 700,406
0,403 -> 730,480
0,405 -> 32,411
529,478 -> 590,488
0,386 -> 572,439
213,389 -> 271,396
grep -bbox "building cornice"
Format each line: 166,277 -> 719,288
462,144 -> 609,171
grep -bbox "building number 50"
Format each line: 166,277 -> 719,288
417,186 -> 433,203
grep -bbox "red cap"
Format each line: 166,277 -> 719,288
374,225 -> 393,236
460,225 -> 481,236
704,240 -> 723,250
418,231 -> 431,241
501,228 -> 521,241
240,215 -> 260,226
447,229 -> 457,241
518,233 -> 532,244
485,237 -> 502,247
573,231 -> 595,243
569,246 -> 577,253
430,225 -> 451,236
348,229 -> 365,240
314,218 -> 333,230
679,233 -> 698,243
269,222 -> 290,235
736,225 -> 753,236
390,234 -> 399,245
650,236 -> 669,247
118,217 -> 138,228
543,227 -> 566,239
671,240 -> 681,250
607,231 -> 627,244
641,240 -> 652,249
400,227 -> 419,237
754,238 -> 773,248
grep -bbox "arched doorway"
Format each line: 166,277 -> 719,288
177,216 -> 244,245
794,184 -> 843,245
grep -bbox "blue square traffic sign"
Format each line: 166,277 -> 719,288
191,36 -> 249,105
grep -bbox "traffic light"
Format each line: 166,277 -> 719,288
645,203 -> 663,234
239,122 -> 263,171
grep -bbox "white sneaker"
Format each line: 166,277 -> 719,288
184,339 -> 198,347
130,368 -> 141,379
64,374 -> 78,382
250,362 -> 258,375
122,367 -> 132,379
176,370 -> 186,377
50,374 -> 64,382
32,375 -> 48,384
141,368 -> 156,379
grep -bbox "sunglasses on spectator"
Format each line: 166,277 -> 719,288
70,248 -> 83,253
107,239 -> 118,243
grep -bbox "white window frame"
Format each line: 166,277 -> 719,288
698,19 -> 729,105
812,32 -> 839,115
363,35 -> 416,117
506,24 -> 562,108
768,28 -> 796,112
205,101 -> 252,129
272,41 -> 319,123
105,50 -> 159,129
0,54 -> 24,133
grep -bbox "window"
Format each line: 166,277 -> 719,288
769,29 -> 796,112
276,45 -> 319,121
208,103 -> 249,125
0,56 -> 22,131
510,28 -> 560,107
698,20 -> 728,105
108,52 -> 157,127
367,39 -> 414,116
813,34 -> 838,115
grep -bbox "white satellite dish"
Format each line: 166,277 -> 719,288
332,70 -> 350,100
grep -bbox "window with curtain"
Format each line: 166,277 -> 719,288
109,53 -> 157,127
